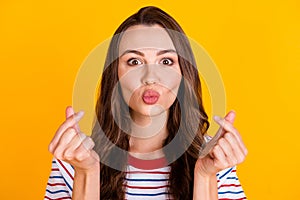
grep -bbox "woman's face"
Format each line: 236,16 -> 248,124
117,24 -> 182,119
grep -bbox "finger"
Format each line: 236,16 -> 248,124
82,136 -> 95,151
90,150 -> 100,162
61,132 -> 90,161
209,151 -> 215,159
224,132 -> 247,158
212,145 -> 229,169
224,110 -> 236,124
217,137 -> 236,166
224,132 -> 247,164
52,127 -> 77,158
73,140 -> 94,162
63,133 -> 84,160
48,111 -> 84,152
65,106 -> 74,118
65,106 -> 81,132
71,135 -> 97,163
213,116 -> 247,155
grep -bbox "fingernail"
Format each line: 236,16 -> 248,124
74,110 -> 85,122
213,115 -> 222,122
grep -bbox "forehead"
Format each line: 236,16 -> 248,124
118,25 -> 176,55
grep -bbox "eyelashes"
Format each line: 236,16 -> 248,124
126,57 -> 175,66
127,58 -> 142,66
160,58 -> 174,66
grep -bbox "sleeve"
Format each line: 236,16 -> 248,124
217,166 -> 247,200
44,158 -> 75,200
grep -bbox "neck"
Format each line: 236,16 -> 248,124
129,110 -> 169,159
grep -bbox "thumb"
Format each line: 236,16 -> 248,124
65,106 -> 81,132
224,110 -> 236,124
65,106 -> 75,119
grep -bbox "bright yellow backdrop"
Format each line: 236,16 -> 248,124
1,0 -> 299,199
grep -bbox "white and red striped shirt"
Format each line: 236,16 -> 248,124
124,154 -> 171,199
45,155 -> 246,199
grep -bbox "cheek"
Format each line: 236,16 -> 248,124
157,66 -> 182,92
160,77 -> 181,101
157,85 -> 179,111
165,88 -> 178,105
118,67 -> 143,104
118,64 -> 127,80
168,77 -> 181,90
128,91 -> 141,108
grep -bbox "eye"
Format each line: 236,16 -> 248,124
127,58 -> 142,66
160,58 -> 174,66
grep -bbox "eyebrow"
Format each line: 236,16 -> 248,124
120,49 -> 177,57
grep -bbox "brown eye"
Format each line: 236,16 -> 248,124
127,58 -> 142,66
160,58 -> 173,66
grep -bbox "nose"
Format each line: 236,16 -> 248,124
141,64 -> 160,85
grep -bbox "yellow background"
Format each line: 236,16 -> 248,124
1,0 -> 299,199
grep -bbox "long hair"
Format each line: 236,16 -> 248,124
91,6 -> 209,199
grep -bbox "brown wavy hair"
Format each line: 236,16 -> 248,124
91,6 -> 209,199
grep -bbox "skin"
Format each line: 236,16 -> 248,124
48,107 -> 100,200
118,46 -> 181,141
118,25 -> 182,154
193,111 -> 248,200
48,25 -> 248,200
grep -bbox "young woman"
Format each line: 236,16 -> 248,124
45,6 -> 247,200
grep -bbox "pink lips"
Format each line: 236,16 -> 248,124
142,89 -> 160,105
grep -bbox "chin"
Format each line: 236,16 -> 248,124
133,105 -> 168,117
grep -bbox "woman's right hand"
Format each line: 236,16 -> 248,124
48,106 -> 100,173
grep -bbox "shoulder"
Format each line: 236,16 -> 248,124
44,158 -> 74,199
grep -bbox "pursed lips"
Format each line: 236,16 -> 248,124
142,89 -> 160,104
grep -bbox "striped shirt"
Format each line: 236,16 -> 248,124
44,154 -> 246,200
125,154 -> 171,199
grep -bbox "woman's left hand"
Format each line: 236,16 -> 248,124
194,111 -> 248,177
